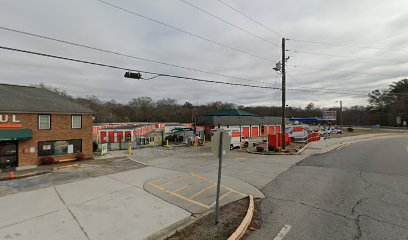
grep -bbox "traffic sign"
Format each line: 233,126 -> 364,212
211,130 -> 231,158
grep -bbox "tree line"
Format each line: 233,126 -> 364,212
35,78 -> 408,126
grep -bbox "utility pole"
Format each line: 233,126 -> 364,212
340,100 -> 343,130
336,100 -> 343,129
281,38 -> 286,150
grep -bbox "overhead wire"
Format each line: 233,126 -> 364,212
0,45 -> 379,96
216,0 -> 283,38
0,45 -> 276,89
178,0 -> 279,47
287,38 -> 408,52
0,26 -> 273,86
95,0 -> 274,63
287,49 -> 405,64
289,65 -> 404,78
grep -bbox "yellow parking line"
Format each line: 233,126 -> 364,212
189,183 -> 217,199
191,173 -> 247,197
162,173 -> 194,186
166,190 -> 211,209
149,181 -> 211,208
209,191 -> 232,208
225,187 -> 247,197
173,179 -> 204,193
151,173 -> 192,185
148,182 -> 165,191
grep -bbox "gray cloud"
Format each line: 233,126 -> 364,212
0,0 -> 407,109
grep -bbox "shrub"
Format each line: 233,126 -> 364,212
93,142 -> 98,152
76,153 -> 85,161
39,156 -> 55,165
256,146 -> 264,152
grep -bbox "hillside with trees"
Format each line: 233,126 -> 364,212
35,79 -> 408,126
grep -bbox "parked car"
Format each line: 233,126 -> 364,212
329,128 -> 343,134
321,128 -> 343,135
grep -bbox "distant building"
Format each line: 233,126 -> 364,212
196,109 -> 284,139
0,84 -> 94,170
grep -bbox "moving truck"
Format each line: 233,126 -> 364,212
211,128 -> 248,150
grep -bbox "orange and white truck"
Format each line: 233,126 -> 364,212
211,128 -> 248,150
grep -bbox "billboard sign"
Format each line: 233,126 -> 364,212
322,111 -> 337,121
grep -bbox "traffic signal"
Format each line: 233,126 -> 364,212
124,71 -> 142,79
126,135 -> 132,142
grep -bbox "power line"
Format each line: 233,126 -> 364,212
288,38 -> 408,53
1,45 -> 377,96
287,72 -> 408,96
178,0 -> 279,47
216,0 -> 283,38
287,49 -> 404,64
95,0 -> 274,63
286,73 -> 367,95
289,65 -> 403,78
0,45 -> 277,90
0,26 -> 276,86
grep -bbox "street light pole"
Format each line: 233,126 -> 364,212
281,38 -> 286,150
336,100 -> 343,129
340,101 -> 343,129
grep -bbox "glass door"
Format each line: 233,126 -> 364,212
0,141 -> 18,170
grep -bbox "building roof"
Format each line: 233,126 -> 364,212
196,115 -> 285,126
0,83 -> 94,114
198,109 -> 259,117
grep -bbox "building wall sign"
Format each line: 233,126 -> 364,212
0,114 -> 22,128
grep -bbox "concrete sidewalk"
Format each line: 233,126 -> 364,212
0,168 -> 190,240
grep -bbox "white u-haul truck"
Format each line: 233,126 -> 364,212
211,128 -> 248,150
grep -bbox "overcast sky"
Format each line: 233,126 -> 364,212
1,0 -> 407,108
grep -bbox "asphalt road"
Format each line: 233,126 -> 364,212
249,136 -> 408,240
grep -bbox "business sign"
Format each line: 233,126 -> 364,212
0,114 -> 22,128
322,111 -> 337,121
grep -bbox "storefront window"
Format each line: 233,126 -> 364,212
38,139 -> 82,156
72,115 -> 82,129
38,115 -> 51,129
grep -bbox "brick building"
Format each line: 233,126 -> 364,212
0,84 -> 94,170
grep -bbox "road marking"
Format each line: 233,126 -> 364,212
162,173 -> 194,186
191,173 -> 247,197
406,144 -> 408,153
273,224 -> 291,240
209,191 -> 232,208
148,181 -> 211,208
173,179 -> 204,193
149,172 -> 189,185
148,172 -> 247,209
189,183 -> 217,199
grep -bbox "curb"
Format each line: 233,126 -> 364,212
228,195 -> 254,240
145,210 -> 213,240
246,148 -> 303,155
0,170 -> 51,181
296,142 -> 311,154
53,164 -> 79,171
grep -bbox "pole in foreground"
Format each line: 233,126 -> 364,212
215,130 -> 224,225
211,130 -> 230,225
281,37 -> 286,150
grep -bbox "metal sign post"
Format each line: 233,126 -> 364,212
211,130 -> 230,225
